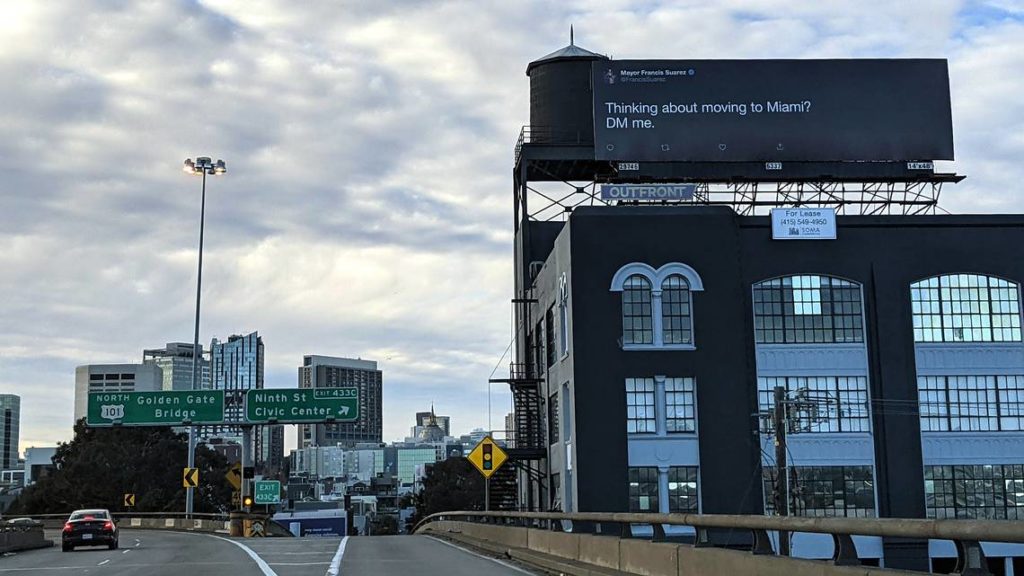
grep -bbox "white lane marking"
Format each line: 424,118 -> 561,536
122,550 -> 130,554
426,535 -> 534,575
202,535 -> 278,576
98,560 -> 110,566
325,536 -> 348,576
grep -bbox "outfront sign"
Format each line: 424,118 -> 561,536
86,391 -> 225,426
245,388 -> 359,424
771,208 -> 837,240
600,184 -> 695,201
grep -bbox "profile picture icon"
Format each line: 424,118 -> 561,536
604,69 -> 616,84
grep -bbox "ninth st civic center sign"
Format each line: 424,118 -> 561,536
245,388 -> 359,424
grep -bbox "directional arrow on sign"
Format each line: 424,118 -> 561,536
226,462 -> 242,491
339,406 -> 349,416
182,467 -> 199,488
124,493 -> 135,507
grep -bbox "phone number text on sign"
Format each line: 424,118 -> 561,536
771,208 -> 837,240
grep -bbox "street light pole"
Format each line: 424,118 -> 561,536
183,157 -> 226,517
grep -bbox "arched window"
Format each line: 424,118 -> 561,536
911,274 -> 1022,343
622,275 -> 653,345
611,262 -> 705,349
662,275 -> 692,344
753,275 -> 864,344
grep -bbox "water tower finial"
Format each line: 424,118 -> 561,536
570,25 -> 574,45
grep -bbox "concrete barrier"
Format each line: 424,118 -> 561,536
419,520 -> 927,576
0,527 -> 54,553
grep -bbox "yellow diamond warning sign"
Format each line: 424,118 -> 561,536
467,436 -> 508,479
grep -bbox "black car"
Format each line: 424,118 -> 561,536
62,509 -> 118,551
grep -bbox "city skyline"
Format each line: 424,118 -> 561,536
3,1 -> 1024,452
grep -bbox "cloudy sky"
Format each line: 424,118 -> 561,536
2,1 -> 1023,454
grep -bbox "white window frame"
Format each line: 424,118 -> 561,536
611,262 -> 704,350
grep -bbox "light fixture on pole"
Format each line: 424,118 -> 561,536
183,156 -> 226,517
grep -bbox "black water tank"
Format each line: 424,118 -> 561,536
527,44 -> 608,145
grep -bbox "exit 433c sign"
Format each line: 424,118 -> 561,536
245,388 -> 359,424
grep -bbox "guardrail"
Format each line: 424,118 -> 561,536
415,510 -> 1023,575
0,520 -> 53,553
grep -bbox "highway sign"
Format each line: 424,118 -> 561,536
254,480 -> 281,505
245,388 -> 359,424
124,493 -> 135,507
182,467 -> 199,488
467,436 -> 508,479
86,390 -> 225,426
226,462 -> 242,490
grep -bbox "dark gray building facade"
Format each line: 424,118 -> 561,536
298,356 -> 383,448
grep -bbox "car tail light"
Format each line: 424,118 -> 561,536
103,521 -> 114,531
63,522 -> 73,532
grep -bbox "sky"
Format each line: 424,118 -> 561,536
2,0 -> 1024,455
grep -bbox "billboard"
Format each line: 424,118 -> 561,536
592,59 -> 953,163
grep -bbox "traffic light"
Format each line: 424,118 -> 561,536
243,495 -> 254,508
482,442 -> 493,471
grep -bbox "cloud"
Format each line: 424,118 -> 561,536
2,1 -> 1023,453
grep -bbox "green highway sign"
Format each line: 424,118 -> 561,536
253,480 -> 281,505
87,391 -> 225,426
245,388 -> 359,424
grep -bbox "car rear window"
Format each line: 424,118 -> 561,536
70,510 -> 109,520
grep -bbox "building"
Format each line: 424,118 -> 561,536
259,424 -> 285,478
142,342 -> 210,391
0,395 -> 19,471
414,410 -> 450,436
23,446 -> 56,486
73,363 -> 162,422
502,41 -> 1024,571
297,356 -> 382,449
206,332 -> 263,437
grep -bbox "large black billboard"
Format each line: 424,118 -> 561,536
592,59 -> 953,163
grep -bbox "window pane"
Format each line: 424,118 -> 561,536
665,377 -> 697,433
628,467 -> 660,512
752,276 -> 864,344
622,275 -> 654,345
910,275 -> 1022,343
662,275 -> 693,345
625,378 -> 656,434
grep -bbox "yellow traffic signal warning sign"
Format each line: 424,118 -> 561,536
467,436 -> 508,479
183,467 -> 199,488
124,493 -> 135,507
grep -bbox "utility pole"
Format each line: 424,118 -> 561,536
772,385 -> 790,556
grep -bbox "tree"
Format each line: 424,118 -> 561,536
405,458 -> 485,528
10,419 -> 231,514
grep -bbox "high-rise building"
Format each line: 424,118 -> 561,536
414,410 -> 450,436
297,356 -> 382,449
207,332 -> 264,437
142,342 -> 211,391
73,364 -> 162,422
0,395 -> 20,470
259,424 -> 285,478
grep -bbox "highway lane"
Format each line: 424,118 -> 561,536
340,535 -> 536,576
0,529 -> 341,576
2,531 -> 533,575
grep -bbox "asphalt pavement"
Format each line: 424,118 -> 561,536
0,530 -> 534,576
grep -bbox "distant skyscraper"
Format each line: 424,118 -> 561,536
297,356 -> 382,449
208,332 -> 264,436
415,410 -> 451,436
73,364 -> 163,422
504,412 -> 515,445
259,424 -> 285,478
0,395 -> 20,470
143,342 -> 210,391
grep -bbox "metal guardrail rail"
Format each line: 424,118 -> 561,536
415,510 -> 1024,575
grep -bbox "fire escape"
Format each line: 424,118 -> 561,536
489,296 -> 548,511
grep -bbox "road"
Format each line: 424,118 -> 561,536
0,530 -> 534,576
